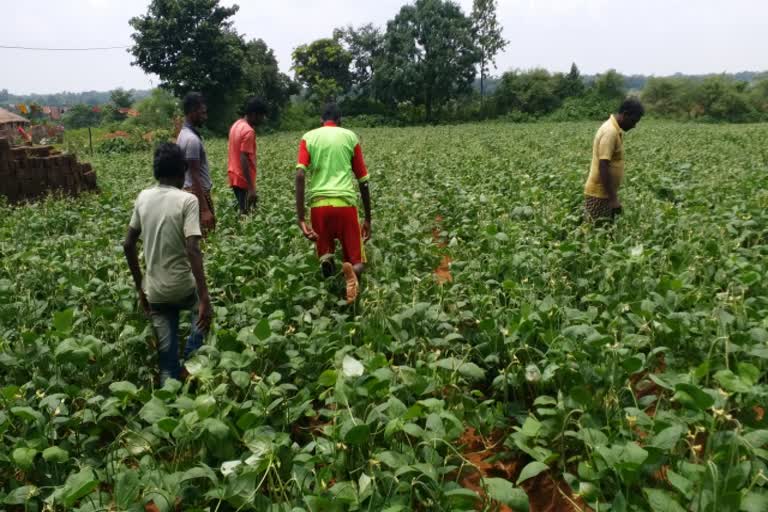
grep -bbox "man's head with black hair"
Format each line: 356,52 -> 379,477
616,98 -> 645,131
243,96 -> 268,128
153,143 -> 187,187
183,92 -> 207,127
322,103 -> 342,125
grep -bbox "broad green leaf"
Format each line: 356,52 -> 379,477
11,406 -> 44,424
644,488 -> 686,512
180,465 -> 218,484
743,430 -> 768,448
4,485 -> 39,505
484,478 -> 529,511
115,470 -> 140,510
737,362 -> 760,386
344,424 -> 370,446
54,308 -> 74,333
715,369 -> 752,393
12,447 -> 38,469
649,425 -> 684,450
139,397 -> 168,424
520,416 -> 542,437
667,470 -> 694,499
318,369 -> 337,386
516,461 -> 549,485
109,381 -> 138,398
42,446 -> 69,463
254,318 -> 271,340
741,491 -> 768,512
231,371 -> 250,389
195,395 -> 216,418
203,418 -> 229,440
674,383 -> 715,410
62,467 -> 99,507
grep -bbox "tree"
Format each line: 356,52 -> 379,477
63,104 -> 103,129
292,38 -> 352,104
495,69 -> 561,115
333,24 -> 385,97
128,0 -> 245,131
129,88 -> 181,128
555,62 -> 585,99
242,39 -> 299,121
110,89 -> 134,109
641,77 -> 692,117
593,69 -> 626,102
471,0 -> 507,101
377,0 -> 479,121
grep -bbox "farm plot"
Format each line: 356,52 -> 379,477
1,121 -> 768,511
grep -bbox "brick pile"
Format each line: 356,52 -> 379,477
0,137 -> 97,204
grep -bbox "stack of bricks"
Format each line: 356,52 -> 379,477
0,137 -> 97,204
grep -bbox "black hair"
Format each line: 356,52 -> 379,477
618,98 -> 645,117
153,143 -> 186,180
183,92 -> 206,115
244,96 -> 269,116
322,103 -> 341,122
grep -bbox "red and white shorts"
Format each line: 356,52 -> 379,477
310,206 -> 366,265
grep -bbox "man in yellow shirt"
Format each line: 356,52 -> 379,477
584,98 -> 645,221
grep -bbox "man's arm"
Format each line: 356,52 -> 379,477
185,236 -> 212,332
359,181 -> 371,242
296,168 -> 318,241
240,151 -> 254,192
186,159 -> 206,204
598,160 -> 619,208
352,142 -> 371,241
123,226 -> 149,316
295,138 -> 317,240
186,158 -> 215,232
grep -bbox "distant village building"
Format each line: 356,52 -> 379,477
0,107 -> 30,140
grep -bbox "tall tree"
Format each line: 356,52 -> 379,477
128,0 -> 245,131
593,69 -> 626,102
242,39 -> 299,120
555,62 -> 585,99
471,0 -> 507,101
333,24 -> 384,98
110,88 -> 134,109
378,0 -> 479,121
292,39 -> 352,104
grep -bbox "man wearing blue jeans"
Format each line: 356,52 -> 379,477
123,143 -> 213,384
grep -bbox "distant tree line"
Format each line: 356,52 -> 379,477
0,89 -> 151,108
4,0 -> 766,132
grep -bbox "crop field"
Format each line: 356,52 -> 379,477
1,121 -> 768,511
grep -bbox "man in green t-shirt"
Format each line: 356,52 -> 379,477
295,104 -> 372,304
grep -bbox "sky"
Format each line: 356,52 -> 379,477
1,0 -> 766,94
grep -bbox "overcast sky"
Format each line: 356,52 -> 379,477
1,0 -> 766,94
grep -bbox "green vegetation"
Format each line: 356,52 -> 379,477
1,121 -> 767,510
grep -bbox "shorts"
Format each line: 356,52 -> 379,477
310,206 -> 366,265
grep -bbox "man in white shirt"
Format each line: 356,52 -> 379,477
123,143 -> 213,384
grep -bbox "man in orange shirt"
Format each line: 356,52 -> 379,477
227,97 -> 268,215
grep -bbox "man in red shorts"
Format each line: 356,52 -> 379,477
294,103 -> 372,303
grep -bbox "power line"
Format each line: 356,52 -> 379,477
0,44 -> 129,51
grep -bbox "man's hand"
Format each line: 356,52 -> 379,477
138,290 -> 151,317
200,208 -> 216,233
362,219 -> 372,242
196,295 -> 213,332
299,220 -> 318,241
